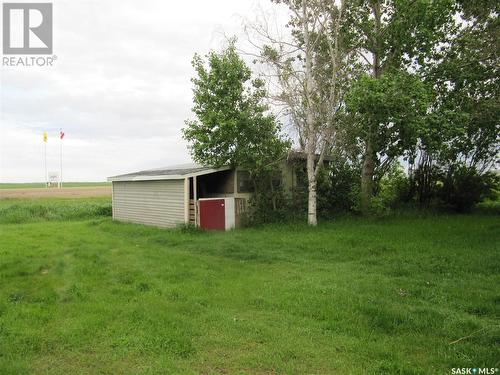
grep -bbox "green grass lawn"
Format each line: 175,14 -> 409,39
0,182 -> 110,189
0,199 -> 499,374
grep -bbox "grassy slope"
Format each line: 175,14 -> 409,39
0,182 -> 110,189
0,200 -> 498,374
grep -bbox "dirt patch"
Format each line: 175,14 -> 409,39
0,186 -> 111,199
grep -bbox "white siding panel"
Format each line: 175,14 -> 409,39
112,180 -> 185,228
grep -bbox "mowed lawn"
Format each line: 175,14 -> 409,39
0,199 -> 499,374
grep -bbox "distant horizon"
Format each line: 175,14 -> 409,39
0,181 -> 109,185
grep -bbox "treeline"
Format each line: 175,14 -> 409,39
183,0 -> 499,224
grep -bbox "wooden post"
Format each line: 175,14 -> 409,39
233,169 -> 238,197
111,182 -> 114,219
184,177 -> 190,224
193,175 -> 197,226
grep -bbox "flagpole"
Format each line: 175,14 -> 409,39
43,131 -> 48,187
44,140 -> 48,188
59,130 -> 63,188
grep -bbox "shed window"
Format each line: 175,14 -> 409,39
237,171 -> 254,193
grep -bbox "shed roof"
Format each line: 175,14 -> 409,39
107,163 -> 231,182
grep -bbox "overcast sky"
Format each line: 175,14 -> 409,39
0,0 -> 281,182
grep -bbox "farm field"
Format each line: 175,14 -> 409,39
0,198 -> 499,374
0,185 -> 111,199
0,182 -> 110,189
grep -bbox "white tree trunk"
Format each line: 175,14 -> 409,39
307,150 -> 317,225
303,0 -> 318,226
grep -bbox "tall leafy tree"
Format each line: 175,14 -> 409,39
183,42 -> 289,176
422,0 -> 499,171
346,71 -> 431,192
342,0 -> 455,212
403,0 -> 500,207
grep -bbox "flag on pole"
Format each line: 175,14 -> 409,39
43,131 -> 47,142
60,129 -> 65,139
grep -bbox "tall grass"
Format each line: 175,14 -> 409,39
0,198 -> 111,224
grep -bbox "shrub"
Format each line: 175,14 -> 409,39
439,166 -> 499,212
319,161 -> 361,216
246,170 -> 293,225
292,159 -> 361,218
373,164 -> 410,212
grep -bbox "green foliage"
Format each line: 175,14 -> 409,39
398,0 -> 500,212
439,167 -> 500,212
177,222 -> 203,234
371,164 -> 411,215
183,41 -> 290,174
407,153 -> 441,207
420,0 -> 500,170
263,0 -> 497,216
341,0 -> 458,212
320,161 -> 361,215
476,199 -> 500,215
1,202 -> 499,373
346,72 -> 431,160
183,41 -> 290,223
291,159 -> 361,217
343,0 -> 456,73
407,157 -> 499,212
246,169 -> 293,225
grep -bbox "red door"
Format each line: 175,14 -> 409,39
199,199 -> 225,230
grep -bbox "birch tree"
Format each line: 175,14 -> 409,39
249,0 -> 352,225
